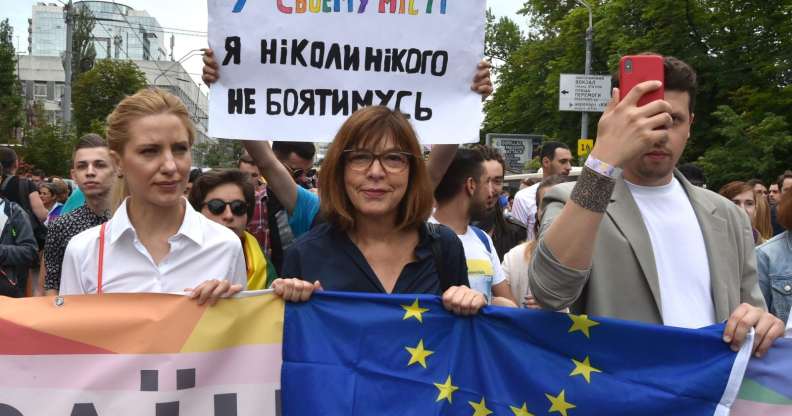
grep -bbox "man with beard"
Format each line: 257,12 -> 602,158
431,148 -> 516,306
530,55 -> 783,358
511,141 -> 572,241
470,144 -> 527,261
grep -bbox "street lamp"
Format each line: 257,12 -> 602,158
575,0 -> 593,143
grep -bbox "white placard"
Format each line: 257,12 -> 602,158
558,74 -> 612,113
207,0 -> 486,143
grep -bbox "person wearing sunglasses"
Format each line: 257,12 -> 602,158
269,106 -> 486,316
189,169 -> 277,290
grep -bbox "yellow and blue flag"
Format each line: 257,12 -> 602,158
282,292 -> 752,415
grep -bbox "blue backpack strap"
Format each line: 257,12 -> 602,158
470,226 -> 491,253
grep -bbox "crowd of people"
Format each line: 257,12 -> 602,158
0,52 -> 789,358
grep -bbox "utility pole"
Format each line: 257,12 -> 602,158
62,0 -> 74,129
577,0 -> 593,143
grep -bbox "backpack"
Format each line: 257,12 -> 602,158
427,222 -> 454,293
470,225 -> 492,253
1,176 -> 47,250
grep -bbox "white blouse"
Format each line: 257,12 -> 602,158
59,198 -> 247,295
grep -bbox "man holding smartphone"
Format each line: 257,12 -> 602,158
529,55 -> 784,358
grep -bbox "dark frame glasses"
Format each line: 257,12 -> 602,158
203,199 -> 248,216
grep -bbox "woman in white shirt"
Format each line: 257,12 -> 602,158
59,88 -> 247,304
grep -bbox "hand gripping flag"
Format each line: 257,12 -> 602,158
282,292 -> 752,416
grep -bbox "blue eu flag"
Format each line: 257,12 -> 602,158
282,292 -> 750,415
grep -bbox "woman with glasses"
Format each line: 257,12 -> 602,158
271,106 -> 486,315
189,169 -> 277,290
59,89 -> 246,305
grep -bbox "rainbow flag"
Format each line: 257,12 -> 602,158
732,337 -> 792,415
0,292 -> 283,415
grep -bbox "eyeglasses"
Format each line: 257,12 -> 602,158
343,150 -> 413,173
203,199 -> 248,216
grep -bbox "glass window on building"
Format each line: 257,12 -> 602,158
34,83 -> 48,98
54,83 -> 65,101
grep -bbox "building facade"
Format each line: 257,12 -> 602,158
28,1 -> 167,61
17,56 -> 208,143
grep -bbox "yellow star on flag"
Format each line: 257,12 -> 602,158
468,397 -> 493,416
570,355 -> 602,383
509,402 -> 535,416
434,375 -> 459,403
402,299 -> 429,323
405,339 -> 434,368
568,313 -> 599,338
546,389 -> 576,416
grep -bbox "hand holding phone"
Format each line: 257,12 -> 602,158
619,55 -> 664,107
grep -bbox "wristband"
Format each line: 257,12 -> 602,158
585,155 -> 619,178
570,166 -> 616,213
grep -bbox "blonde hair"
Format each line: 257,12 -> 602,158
754,191 -> 772,241
105,88 -> 196,210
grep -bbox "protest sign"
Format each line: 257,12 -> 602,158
207,0 -> 486,143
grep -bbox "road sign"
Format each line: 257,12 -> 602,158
559,74 -> 612,113
577,139 -> 594,158
486,134 -> 544,173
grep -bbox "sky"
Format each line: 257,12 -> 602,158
3,0 -> 528,87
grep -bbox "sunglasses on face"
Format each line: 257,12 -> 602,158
203,199 -> 248,216
288,167 -> 317,180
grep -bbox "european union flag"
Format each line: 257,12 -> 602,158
282,292 -> 751,415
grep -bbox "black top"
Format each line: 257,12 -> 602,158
282,222 -> 468,294
43,205 -> 110,290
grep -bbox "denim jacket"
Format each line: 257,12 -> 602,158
756,231 -> 792,324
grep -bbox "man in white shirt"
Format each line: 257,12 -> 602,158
510,141 -> 572,240
431,148 -> 516,306
530,55 -> 784,358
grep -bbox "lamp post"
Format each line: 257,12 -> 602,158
576,0 -> 593,143
62,0 -> 74,129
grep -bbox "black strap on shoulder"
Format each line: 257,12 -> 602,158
426,222 -> 452,293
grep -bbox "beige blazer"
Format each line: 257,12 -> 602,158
529,171 -> 766,324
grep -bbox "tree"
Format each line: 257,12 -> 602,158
485,1 -> 792,172
71,5 -> 97,82
0,19 -> 23,143
485,9 -> 524,69
20,103 -> 74,177
192,139 -> 243,168
698,106 -> 792,190
72,60 -> 147,135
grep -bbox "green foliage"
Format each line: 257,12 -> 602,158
485,1 -> 792,176
698,106 -> 792,190
485,9 -> 524,65
71,5 -> 97,81
192,140 -> 243,168
20,103 -> 74,177
0,19 -> 23,143
72,60 -> 147,135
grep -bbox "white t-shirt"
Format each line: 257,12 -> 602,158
511,183 -> 540,241
626,178 -> 715,329
429,217 -> 505,303
59,198 -> 248,295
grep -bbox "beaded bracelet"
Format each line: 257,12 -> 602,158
570,166 -> 616,213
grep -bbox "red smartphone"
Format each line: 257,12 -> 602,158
619,55 -> 664,106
